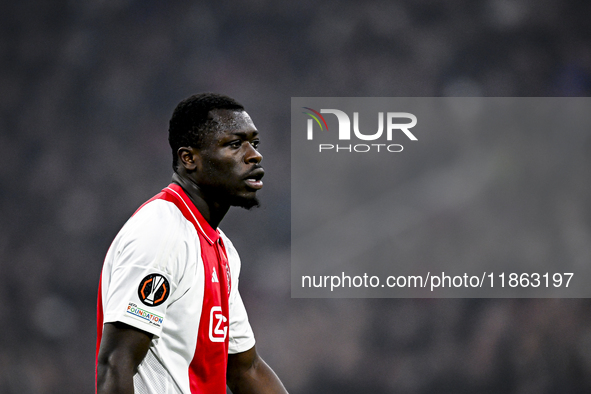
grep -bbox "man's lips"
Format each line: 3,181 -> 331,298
245,179 -> 263,189
244,168 -> 264,190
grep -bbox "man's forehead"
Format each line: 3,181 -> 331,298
209,109 -> 257,134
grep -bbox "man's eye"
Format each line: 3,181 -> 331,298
229,141 -> 242,148
252,140 -> 260,149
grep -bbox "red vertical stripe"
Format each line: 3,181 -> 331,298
188,243 -> 229,393
161,185 -> 230,393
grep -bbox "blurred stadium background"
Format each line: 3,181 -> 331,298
1,0 -> 591,393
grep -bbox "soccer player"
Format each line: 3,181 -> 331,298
96,93 -> 288,394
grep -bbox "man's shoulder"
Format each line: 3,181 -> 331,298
106,198 -> 201,276
119,199 -> 194,242
132,198 -> 185,224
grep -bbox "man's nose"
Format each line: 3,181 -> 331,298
245,144 -> 262,164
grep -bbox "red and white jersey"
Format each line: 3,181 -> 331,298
96,184 -> 256,393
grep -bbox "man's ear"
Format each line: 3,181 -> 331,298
177,147 -> 201,171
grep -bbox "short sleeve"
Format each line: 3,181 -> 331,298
227,287 -> 256,353
102,200 -> 191,337
220,231 -> 256,354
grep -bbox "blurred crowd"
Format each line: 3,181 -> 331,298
1,0 -> 591,393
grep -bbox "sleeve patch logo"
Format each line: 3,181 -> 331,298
138,274 -> 170,307
127,303 -> 164,327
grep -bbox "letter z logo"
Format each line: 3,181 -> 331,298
209,306 -> 228,342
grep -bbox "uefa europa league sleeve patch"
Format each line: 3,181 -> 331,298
138,274 -> 170,307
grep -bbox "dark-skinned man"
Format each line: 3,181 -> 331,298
96,93 -> 288,394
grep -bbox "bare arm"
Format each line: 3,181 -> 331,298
96,322 -> 153,394
227,346 -> 288,394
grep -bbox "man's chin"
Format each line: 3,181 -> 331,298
230,195 -> 260,210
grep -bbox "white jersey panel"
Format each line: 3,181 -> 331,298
219,231 -> 256,354
101,199 -> 205,393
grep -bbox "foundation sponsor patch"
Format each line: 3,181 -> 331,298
127,303 -> 164,327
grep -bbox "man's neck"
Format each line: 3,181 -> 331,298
171,172 -> 229,229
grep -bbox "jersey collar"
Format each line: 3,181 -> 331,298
163,183 -> 220,245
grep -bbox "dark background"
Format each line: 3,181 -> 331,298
1,0 -> 591,393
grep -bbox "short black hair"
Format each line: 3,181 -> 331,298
168,93 -> 244,171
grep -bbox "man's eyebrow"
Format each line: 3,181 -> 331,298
227,130 -> 259,138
